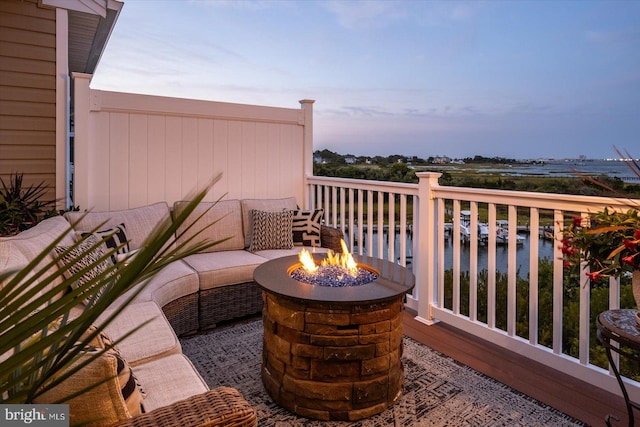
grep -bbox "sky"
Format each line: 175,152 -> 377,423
91,0 -> 640,160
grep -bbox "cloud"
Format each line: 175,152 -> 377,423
322,0 -> 407,30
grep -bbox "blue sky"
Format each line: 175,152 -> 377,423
91,0 -> 640,160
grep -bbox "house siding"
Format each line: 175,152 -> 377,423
0,0 -> 56,200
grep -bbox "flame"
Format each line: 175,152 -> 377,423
298,239 -> 358,276
298,247 -> 318,273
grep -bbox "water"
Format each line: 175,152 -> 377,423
354,230 -> 556,278
441,233 -> 556,278
426,159 -> 639,182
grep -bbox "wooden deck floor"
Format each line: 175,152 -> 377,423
403,310 -> 627,426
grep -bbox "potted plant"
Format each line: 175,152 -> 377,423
561,150 -> 640,309
0,173 -> 57,236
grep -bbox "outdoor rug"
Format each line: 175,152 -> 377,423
180,319 -> 585,426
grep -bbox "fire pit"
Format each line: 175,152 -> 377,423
253,245 -> 415,421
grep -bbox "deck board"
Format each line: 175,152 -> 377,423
403,310 -> 627,426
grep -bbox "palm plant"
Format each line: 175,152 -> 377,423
0,176 -> 225,405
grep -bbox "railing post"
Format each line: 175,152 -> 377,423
415,172 -> 441,325
300,99 -> 315,208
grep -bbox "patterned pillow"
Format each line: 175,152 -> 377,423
55,234 -> 114,305
80,223 -> 129,264
248,209 -> 293,252
292,209 -> 324,247
33,345 -> 145,424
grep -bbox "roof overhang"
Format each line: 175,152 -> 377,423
40,0 -> 123,74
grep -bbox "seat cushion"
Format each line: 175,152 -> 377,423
183,250 -> 266,290
105,260 -> 199,310
173,199 -> 244,253
131,353 -> 209,412
134,260 -> 199,308
97,301 -> 181,366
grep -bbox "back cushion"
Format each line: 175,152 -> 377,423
241,197 -> 298,248
65,202 -> 172,251
0,216 -> 75,301
173,200 -> 244,253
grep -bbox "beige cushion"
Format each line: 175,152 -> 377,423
33,346 -> 145,426
254,246 -> 329,260
241,197 -> 298,248
0,216 -> 75,303
0,241 -> 31,292
101,260 -> 199,311
131,353 -> 208,412
65,202 -> 172,251
97,301 -> 181,366
183,250 -> 266,290
173,199 -> 244,253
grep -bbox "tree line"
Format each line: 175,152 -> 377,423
313,150 -> 640,197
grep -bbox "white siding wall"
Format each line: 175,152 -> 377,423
73,79 -> 312,211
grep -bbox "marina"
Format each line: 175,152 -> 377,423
347,223 -> 556,279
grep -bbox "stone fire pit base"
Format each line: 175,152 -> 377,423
261,291 -> 405,421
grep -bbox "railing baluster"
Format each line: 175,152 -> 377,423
469,202 -> 479,321
399,194 -> 407,266
377,191 -> 384,259
552,209 -> 564,355
507,205 -> 518,336
487,204 -> 497,329
529,207 -> 540,346
388,193 -> 395,263
453,200 -> 461,315
357,189 -> 364,255
331,186 -> 338,229
339,187 -> 346,233
348,188 -> 354,250
367,190 -> 374,256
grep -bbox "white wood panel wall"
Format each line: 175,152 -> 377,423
72,80 -> 312,211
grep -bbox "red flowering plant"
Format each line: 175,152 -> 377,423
561,207 -> 640,281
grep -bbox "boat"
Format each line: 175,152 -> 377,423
540,226 -> 554,241
496,220 -> 525,246
460,210 -> 489,244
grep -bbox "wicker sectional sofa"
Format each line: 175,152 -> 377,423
0,197 -> 343,426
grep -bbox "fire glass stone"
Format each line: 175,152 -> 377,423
290,265 -> 378,287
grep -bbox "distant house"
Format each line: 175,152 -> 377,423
345,156 -> 356,164
313,154 -> 325,164
432,156 -> 451,164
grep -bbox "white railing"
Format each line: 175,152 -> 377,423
306,172 -> 640,403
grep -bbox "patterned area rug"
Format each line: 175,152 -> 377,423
180,319 -> 585,426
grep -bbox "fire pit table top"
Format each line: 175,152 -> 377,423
253,253 -> 415,305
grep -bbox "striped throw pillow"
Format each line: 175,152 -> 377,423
292,209 -> 324,247
248,209 -> 293,252
55,235 -> 114,305
80,223 -> 130,264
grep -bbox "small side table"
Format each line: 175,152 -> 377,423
597,309 -> 640,427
